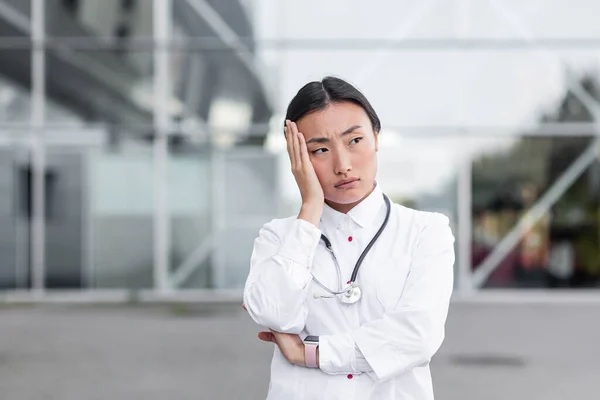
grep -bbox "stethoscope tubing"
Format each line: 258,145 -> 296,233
311,194 -> 391,298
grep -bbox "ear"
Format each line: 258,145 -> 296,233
374,131 -> 379,152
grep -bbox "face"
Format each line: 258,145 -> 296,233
296,101 -> 379,212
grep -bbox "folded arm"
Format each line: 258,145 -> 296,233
243,218 -> 321,333
318,213 -> 455,381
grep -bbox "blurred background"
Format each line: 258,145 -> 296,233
0,0 -> 599,399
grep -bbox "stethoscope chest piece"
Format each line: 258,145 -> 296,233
339,284 -> 362,305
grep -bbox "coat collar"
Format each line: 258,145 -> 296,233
320,182 -> 385,229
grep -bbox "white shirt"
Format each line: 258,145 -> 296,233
243,184 -> 455,400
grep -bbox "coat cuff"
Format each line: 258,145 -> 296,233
318,332 -> 357,375
353,329 -> 406,382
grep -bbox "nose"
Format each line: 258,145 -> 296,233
333,150 -> 351,175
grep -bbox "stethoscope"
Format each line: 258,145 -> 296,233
311,194 -> 391,305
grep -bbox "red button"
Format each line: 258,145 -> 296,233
347,281 -> 351,284
347,374 -> 353,379
348,236 -> 353,242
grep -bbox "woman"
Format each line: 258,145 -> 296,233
243,76 -> 455,399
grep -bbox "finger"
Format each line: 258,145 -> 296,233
288,120 -> 299,169
258,331 -> 276,343
290,121 -> 300,169
285,121 -> 297,169
241,303 -> 247,311
298,132 -> 311,165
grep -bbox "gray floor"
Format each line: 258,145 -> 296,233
0,301 -> 598,400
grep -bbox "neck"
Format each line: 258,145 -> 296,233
325,183 -> 376,214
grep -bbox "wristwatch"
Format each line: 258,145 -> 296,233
304,335 -> 319,368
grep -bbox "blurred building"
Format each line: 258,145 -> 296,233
0,0 -> 276,290
471,75 -> 600,288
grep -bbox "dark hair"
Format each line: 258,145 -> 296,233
284,76 -> 381,133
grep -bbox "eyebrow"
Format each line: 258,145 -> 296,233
306,125 -> 362,144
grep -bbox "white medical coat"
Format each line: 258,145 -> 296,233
243,185 -> 455,399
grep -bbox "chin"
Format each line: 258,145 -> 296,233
326,188 -> 367,205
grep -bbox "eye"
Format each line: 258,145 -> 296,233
350,137 -> 363,145
311,148 -> 328,155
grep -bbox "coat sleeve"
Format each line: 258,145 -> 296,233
318,213 -> 455,381
243,218 -> 321,333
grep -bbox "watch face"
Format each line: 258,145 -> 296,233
304,335 -> 319,343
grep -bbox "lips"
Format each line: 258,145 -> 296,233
335,178 -> 359,188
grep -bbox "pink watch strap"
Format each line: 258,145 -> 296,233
304,342 -> 318,368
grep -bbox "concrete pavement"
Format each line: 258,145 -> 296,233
0,301 -> 598,399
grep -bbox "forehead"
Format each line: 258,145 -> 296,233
296,102 -> 372,137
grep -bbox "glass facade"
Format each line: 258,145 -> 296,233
472,135 -> 600,288
0,0 -> 598,293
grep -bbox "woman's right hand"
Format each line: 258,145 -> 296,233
285,120 -> 324,226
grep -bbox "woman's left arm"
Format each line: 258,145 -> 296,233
318,213 -> 455,382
